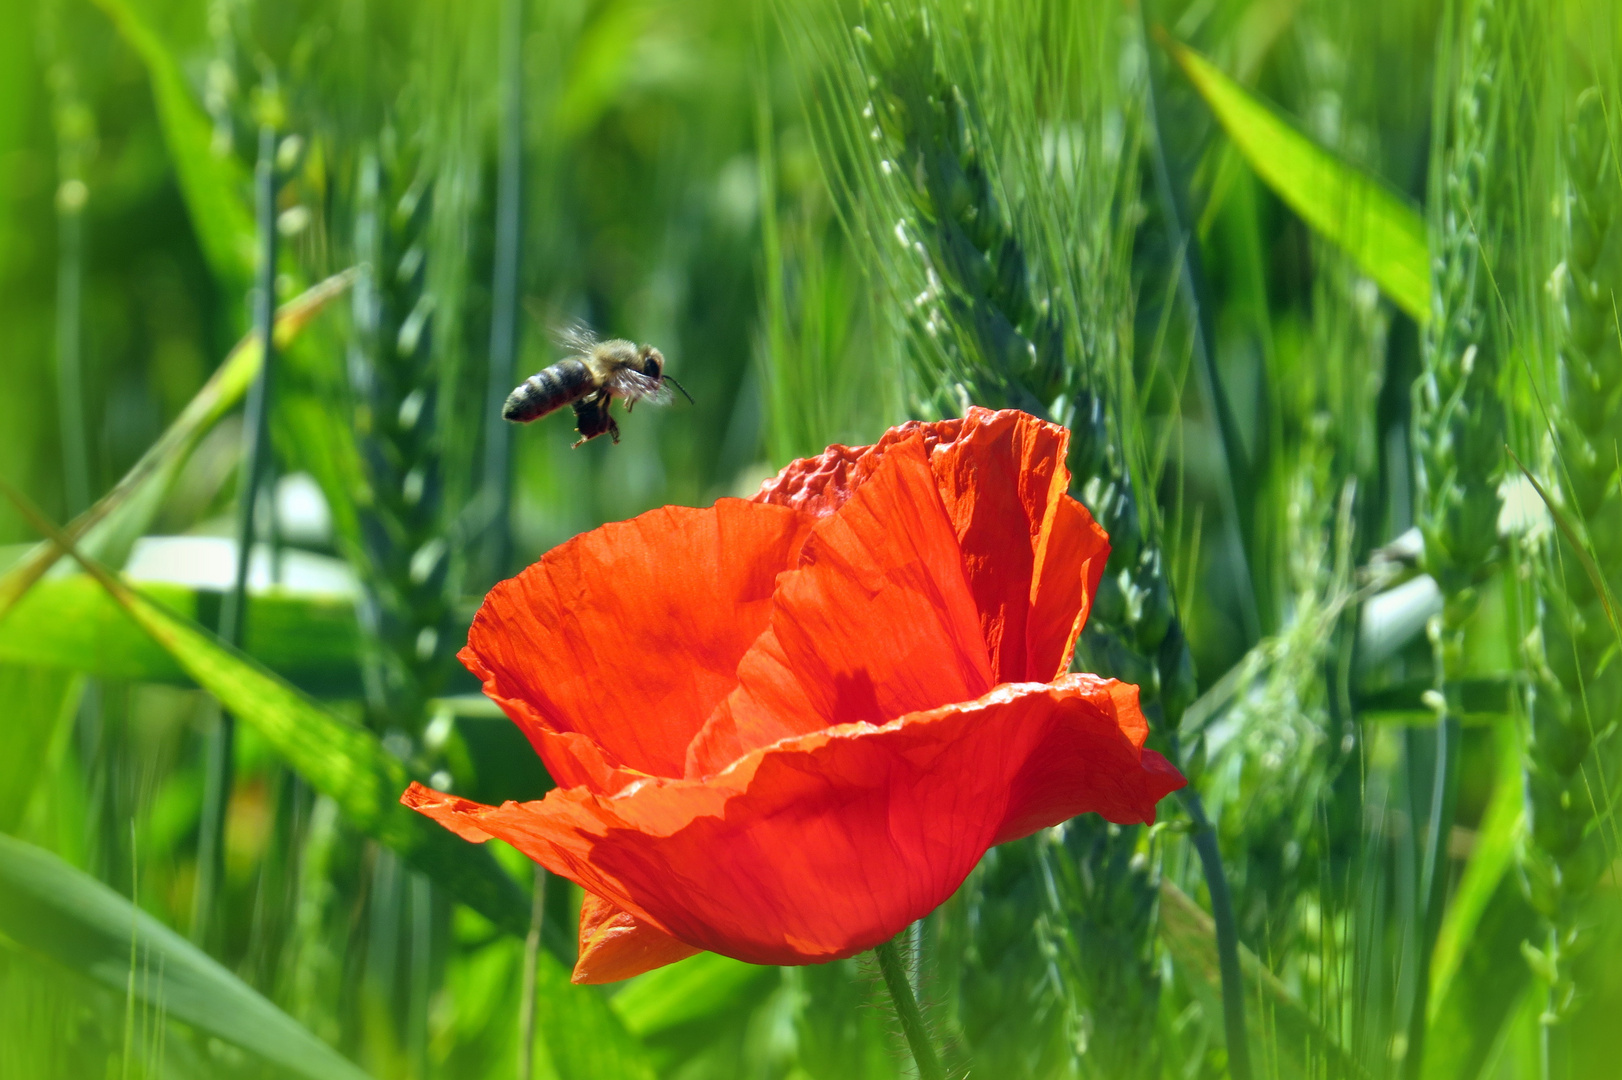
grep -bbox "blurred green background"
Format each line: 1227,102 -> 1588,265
0,0 -> 1619,1077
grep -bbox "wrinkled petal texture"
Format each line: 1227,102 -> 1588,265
753,407 -> 1111,684
459,499 -> 811,792
424,407 -> 1185,979
405,675 -> 1182,968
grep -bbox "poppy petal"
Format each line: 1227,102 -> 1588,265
574,893 -> 702,984
925,409 -> 1109,682
460,500 -> 811,788
1024,493 -> 1111,682
754,408 -> 1110,683
685,436 -> 993,777
403,674 -> 1185,972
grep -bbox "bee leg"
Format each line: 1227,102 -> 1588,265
607,416 -> 621,444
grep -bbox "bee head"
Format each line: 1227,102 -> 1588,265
637,344 -> 665,380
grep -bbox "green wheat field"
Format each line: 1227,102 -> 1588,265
1,0 -> 1619,1077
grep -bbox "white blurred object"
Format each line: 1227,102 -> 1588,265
1359,573 -> 1442,667
275,472 -> 333,546
124,536 -> 357,597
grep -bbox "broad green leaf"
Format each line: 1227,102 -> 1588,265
90,0 -> 256,294
0,575 -> 361,695
0,833 -> 371,1080
0,667 -> 82,833
0,271 -> 352,622
1166,37 -> 1430,324
611,952 -> 772,1039
0,481 -> 532,940
1159,880 -> 1365,1078
532,941 -> 659,1080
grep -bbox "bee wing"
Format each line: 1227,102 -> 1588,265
606,367 -> 672,405
554,321 -> 600,355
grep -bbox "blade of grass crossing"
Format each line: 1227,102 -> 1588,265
0,271 -> 353,622
193,119 -> 282,952
0,476 -> 534,941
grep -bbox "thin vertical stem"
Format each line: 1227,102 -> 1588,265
193,120 -> 279,949
1139,3 -> 1262,646
517,865 -> 547,1080
484,0 -> 525,584
1183,788 -> 1253,1080
56,184 -> 90,515
873,936 -> 943,1080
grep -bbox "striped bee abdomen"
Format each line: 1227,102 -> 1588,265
503,358 -> 595,423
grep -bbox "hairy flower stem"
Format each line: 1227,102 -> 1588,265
874,936 -> 944,1080
194,120 -> 280,950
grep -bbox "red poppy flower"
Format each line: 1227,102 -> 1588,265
403,408 -> 1184,982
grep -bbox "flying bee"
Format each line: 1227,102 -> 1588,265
503,326 -> 692,447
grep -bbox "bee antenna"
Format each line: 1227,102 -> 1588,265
662,375 -> 695,405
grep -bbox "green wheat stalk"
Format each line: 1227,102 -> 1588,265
1519,80 -> 1622,1045
792,1 -> 1250,1074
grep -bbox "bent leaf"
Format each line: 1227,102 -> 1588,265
0,833 -> 371,1080
0,271 -> 353,622
0,478 -> 532,940
0,574 -> 362,696
1165,36 -> 1430,324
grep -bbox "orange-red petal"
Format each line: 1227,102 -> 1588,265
574,894 -> 702,984
459,499 -> 811,789
685,436 -> 993,776
403,673 -> 1185,971
753,408 -> 1110,684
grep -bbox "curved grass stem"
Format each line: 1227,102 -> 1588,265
874,936 -> 944,1080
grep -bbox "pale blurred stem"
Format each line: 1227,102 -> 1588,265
482,0 -> 524,584
194,120 -> 279,949
873,936 -> 943,1080
517,866 -> 547,1080
1404,619 -> 1464,1080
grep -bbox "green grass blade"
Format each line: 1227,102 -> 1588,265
1164,35 -> 1430,324
1419,873 -> 1537,1080
0,575 -> 362,695
0,271 -> 353,622
1159,880 -> 1366,1078
89,0 -> 256,294
0,478 -> 533,940
0,833 -> 372,1080
0,666 -> 82,834
1429,716 -> 1524,1017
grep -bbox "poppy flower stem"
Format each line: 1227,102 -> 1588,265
873,936 -> 944,1080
